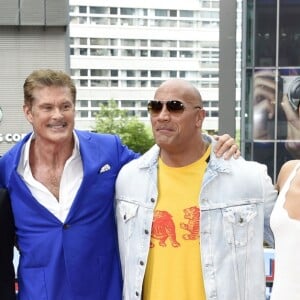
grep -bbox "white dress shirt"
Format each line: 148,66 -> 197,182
17,132 -> 83,222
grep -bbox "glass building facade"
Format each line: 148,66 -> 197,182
242,0 -> 300,182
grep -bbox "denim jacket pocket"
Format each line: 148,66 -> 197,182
116,200 -> 139,240
222,204 -> 258,247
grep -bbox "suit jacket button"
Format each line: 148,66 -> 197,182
63,223 -> 70,229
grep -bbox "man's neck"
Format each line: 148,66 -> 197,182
159,141 -> 209,167
29,137 -> 74,168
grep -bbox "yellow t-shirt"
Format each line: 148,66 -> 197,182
143,146 -> 211,300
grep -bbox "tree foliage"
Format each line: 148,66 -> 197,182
93,100 -> 154,153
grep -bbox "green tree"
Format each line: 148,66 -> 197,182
93,100 -> 154,153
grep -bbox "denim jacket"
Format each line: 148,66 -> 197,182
115,137 -> 277,300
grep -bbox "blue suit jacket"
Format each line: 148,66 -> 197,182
0,130 -> 138,300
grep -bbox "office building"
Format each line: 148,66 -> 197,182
69,0 -> 241,132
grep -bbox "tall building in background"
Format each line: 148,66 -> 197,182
0,0 -> 69,155
0,0 -> 242,154
242,0 -> 300,182
69,0 -> 241,132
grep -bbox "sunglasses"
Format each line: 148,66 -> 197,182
147,100 -> 201,114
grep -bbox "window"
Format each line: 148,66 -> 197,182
126,80 -> 136,87
170,71 -> 177,77
141,81 -> 148,87
111,70 -> 118,77
91,70 -> 109,77
151,80 -> 163,87
127,111 -> 135,117
110,18 -> 118,25
141,70 -> 148,77
179,71 -> 186,77
78,100 -> 88,107
151,71 -> 161,77
140,50 -> 148,57
91,100 -> 102,107
79,6 -> 87,13
79,48 -> 88,55
80,80 -> 88,87
121,39 -> 135,46
121,100 -> 135,107
180,41 -> 194,48
90,17 -> 108,25
110,49 -> 118,56
91,38 -> 108,46
110,39 -> 118,46
69,6 -> 75,13
179,20 -> 194,27
90,49 -> 109,56
151,40 -> 162,47
155,9 -> 168,17
180,51 -> 193,58
77,111 -> 89,118
151,50 -> 163,57
90,7 -> 107,14
79,17 -> 87,24
91,80 -> 108,87
141,111 -> 148,117
126,70 -> 135,77
91,111 -> 98,118
80,69 -> 88,76
120,8 -> 135,15
80,38 -> 87,45
122,49 -> 136,56
121,18 -> 133,26
180,10 -> 194,18
170,10 -> 177,17
110,7 -> 118,14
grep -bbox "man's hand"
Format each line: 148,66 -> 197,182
213,134 -> 240,160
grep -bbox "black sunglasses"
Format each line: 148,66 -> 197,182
147,100 -> 201,114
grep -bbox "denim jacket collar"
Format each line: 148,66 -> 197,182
137,134 -> 232,175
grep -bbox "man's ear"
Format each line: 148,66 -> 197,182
196,109 -> 206,128
23,104 -> 33,124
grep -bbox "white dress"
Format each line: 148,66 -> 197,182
270,162 -> 300,300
